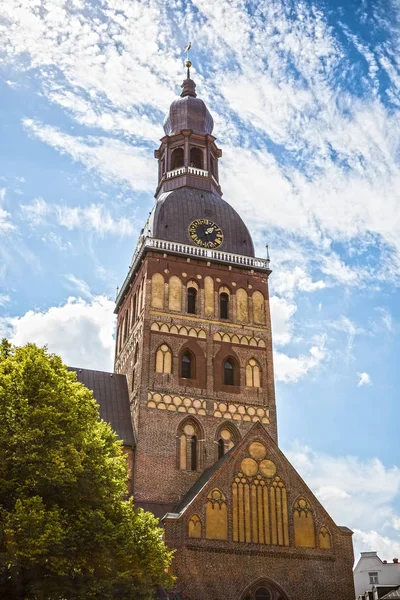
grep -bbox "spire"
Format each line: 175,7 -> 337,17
181,63 -> 197,98
181,42 -> 197,97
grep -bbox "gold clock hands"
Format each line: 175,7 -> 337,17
205,226 -> 214,234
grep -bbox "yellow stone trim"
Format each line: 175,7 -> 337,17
151,321 -> 206,339
149,310 -> 268,332
147,391 -> 206,415
213,331 -> 266,347
213,401 -> 269,423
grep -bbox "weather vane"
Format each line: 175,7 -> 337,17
183,41 -> 192,77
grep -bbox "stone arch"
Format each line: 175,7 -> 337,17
215,422 -> 241,460
171,147 -> 184,169
168,275 -> 182,311
239,577 -> 290,600
236,287 -> 249,322
252,290 -> 266,324
293,497 -> 316,548
155,344 -> 172,374
246,358 -> 261,388
151,273 -> 164,309
177,416 -> 204,471
205,488 -> 228,540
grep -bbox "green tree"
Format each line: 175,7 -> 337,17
0,340 -> 174,599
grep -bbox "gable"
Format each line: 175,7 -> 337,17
164,422 -> 352,552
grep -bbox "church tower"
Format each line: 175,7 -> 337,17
113,64 -> 355,600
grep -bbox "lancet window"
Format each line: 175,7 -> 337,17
246,358 -> 261,388
178,419 -> 202,471
232,442 -> 289,547
155,344 -> 172,374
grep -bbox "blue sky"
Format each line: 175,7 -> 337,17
1,0 -> 400,561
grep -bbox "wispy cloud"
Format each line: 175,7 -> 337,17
20,197 -> 135,237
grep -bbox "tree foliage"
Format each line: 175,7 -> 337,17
0,340 -> 174,599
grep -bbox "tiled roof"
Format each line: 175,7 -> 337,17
166,447 -> 234,517
68,367 -> 135,447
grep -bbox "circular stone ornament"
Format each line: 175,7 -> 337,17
240,457 -> 258,476
248,441 -> 267,460
259,459 -> 276,478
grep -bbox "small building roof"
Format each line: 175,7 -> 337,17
68,367 -> 135,447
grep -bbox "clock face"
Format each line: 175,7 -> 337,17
188,219 -> 224,249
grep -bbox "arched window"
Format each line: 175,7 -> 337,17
178,419 -> 203,471
246,358 -> 261,387
171,147 -> 184,170
134,342 -> 139,364
187,287 -> 197,314
181,351 -> 193,379
190,147 -> 203,169
215,425 -> 239,460
123,312 -> 129,342
131,369 -> 135,392
220,292 -> 229,319
155,344 -> 172,374
293,497 -> 316,548
224,359 -> 234,385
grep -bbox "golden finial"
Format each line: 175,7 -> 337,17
183,41 -> 192,78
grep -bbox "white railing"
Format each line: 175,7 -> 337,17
116,237 -> 270,308
166,166 -> 208,179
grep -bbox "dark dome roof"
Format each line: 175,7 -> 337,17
163,77 -> 214,136
152,188 -> 254,257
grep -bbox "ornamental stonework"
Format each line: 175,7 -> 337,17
214,401 -> 269,423
147,391 -> 206,415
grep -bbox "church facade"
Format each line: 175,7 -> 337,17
81,67 -> 355,600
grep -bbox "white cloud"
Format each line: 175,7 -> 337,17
0,296 -> 116,371
0,208 -> 15,233
358,372 -> 372,387
274,336 -> 328,383
270,296 -> 297,346
23,120 -> 156,192
286,443 -> 400,559
64,275 -> 92,300
0,188 -> 6,203
0,294 -> 10,307
20,197 -> 135,237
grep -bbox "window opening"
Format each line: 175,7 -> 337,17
217,438 -> 224,459
187,287 -> 197,314
220,292 -> 229,319
190,435 -> 197,470
190,147 -> 203,169
224,359 -> 234,386
369,572 -> 379,584
182,352 -> 192,379
171,147 -> 184,170
255,588 -> 271,600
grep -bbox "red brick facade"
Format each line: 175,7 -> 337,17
112,71 -> 355,599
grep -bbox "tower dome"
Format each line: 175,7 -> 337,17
163,76 -> 214,136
